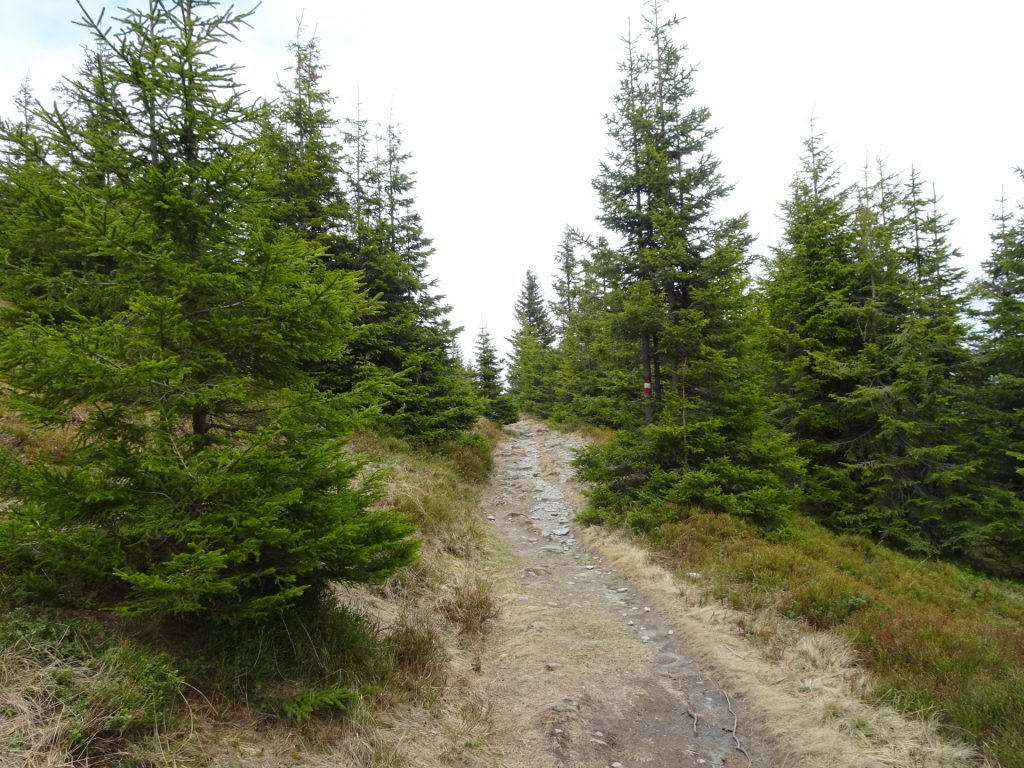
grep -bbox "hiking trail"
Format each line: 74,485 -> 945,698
474,419 -> 772,768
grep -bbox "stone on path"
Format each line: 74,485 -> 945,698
546,699 -> 578,713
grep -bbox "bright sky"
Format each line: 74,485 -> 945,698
2,1 -> 1021,360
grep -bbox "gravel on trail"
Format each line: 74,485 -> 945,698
476,420 -> 775,768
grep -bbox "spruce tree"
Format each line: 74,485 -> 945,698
472,328 -> 517,424
259,31 -> 384,417
575,1 -> 800,531
263,46 -> 476,444
839,169 -> 980,551
975,191 -> 1024,488
263,32 -> 349,254
549,234 -> 640,427
507,269 -> 558,417
764,135 -> 879,527
0,1 -> 417,622
970,184 -> 1024,572
512,268 -> 557,347
550,227 -> 585,330
335,119 -> 478,443
765,133 -> 989,555
763,130 -> 859,464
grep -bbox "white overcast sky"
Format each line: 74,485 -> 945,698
1,1 -> 1021,360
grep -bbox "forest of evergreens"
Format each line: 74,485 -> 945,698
502,2 -> 1024,579
490,11 -> 1024,761
1,0 -> 1023,765
0,1 -> 485,622
0,2 -> 511,760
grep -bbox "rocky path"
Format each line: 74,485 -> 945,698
474,420 -> 774,768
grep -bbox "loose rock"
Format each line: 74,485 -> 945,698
546,699 -> 578,713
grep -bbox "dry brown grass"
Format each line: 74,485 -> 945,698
548,419 -> 614,444
0,618 -> 184,768
475,417 -> 506,446
441,578 -> 500,644
0,410 -> 79,461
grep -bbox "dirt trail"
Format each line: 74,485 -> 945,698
474,420 -> 773,768
181,419 -> 976,767
180,419 -> 976,768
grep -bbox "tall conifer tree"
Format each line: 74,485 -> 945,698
971,184 -> 1024,571
839,169 -> 980,550
335,119 -> 478,442
512,268 -> 557,347
507,269 -> 558,416
549,235 -> 640,427
264,45 -> 476,443
575,0 -> 800,530
550,227 -> 584,331
472,327 -> 517,424
263,33 -> 349,253
0,1 -> 416,622
763,130 -> 859,465
766,132 -> 989,554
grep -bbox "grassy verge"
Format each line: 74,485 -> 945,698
0,608 -> 182,764
636,509 -> 1024,768
0,416 -> 503,766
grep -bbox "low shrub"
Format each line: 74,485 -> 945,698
281,684 -> 376,723
574,427 -> 797,533
180,595 -> 391,711
784,574 -> 869,629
